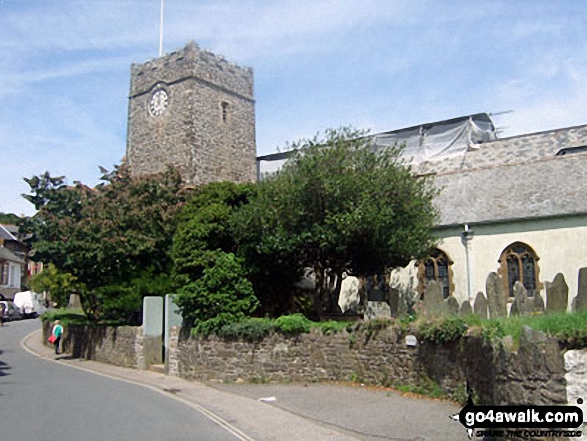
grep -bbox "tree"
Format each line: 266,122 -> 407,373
233,127 -> 439,318
28,264 -> 80,308
20,165 -> 187,322
0,213 -> 23,225
172,182 -> 259,332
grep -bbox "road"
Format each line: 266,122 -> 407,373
0,319 -> 241,441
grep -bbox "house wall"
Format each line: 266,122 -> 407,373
436,214 -> 587,308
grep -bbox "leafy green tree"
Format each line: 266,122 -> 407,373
28,264 -> 81,308
0,212 -> 24,225
174,252 -> 257,334
172,182 -> 258,331
21,165 -> 186,322
233,127 -> 439,318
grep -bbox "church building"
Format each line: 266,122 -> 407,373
126,41 -> 586,312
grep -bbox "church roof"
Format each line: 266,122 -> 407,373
431,123 -> 587,226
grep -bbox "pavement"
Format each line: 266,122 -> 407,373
23,328 -> 466,441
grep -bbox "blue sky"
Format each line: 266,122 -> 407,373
1,0 -> 587,216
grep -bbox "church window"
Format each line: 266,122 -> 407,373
498,242 -> 541,297
418,248 -> 453,299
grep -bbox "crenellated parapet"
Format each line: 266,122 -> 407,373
130,41 -> 254,100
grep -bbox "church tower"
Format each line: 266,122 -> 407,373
126,41 -> 257,185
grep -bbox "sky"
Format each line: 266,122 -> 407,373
1,0 -> 587,217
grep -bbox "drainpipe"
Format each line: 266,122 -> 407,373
461,224 -> 474,301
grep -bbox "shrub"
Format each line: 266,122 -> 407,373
217,318 -> 275,342
418,316 -> 468,344
274,313 -> 312,335
176,252 -> 259,335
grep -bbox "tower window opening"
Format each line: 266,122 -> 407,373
221,101 -> 229,123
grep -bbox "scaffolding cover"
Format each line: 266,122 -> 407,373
373,113 -> 496,164
257,113 -> 497,179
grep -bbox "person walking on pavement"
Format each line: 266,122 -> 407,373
0,302 -> 5,327
51,320 -> 64,354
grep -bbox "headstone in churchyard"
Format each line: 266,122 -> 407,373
512,281 -> 531,316
459,300 -> 473,316
366,275 -> 387,302
445,296 -> 459,316
486,272 -> 507,318
474,292 -> 488,319
68,293 -> 82,310
546,273 -> 568,314
510,300 -> 519,316
364,301 -> 391,320
388,287 -> 399,318
421,280 -> 446,316
574,268 -> 587,312
532,292 -> 545,314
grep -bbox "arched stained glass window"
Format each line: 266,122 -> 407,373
418,248 -> 453,299
498,242 -> 540,297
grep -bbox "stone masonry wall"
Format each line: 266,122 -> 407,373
43,321 -> 140,369
41,320 -> 571,408
168,326 -> 424,386
127,41 -> 257,187
168,325 -> 570,407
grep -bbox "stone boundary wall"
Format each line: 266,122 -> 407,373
167,325 -> 570,407
40,320 -> 573,408
42,321 -> 141,369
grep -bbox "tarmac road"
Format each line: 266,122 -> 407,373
0,319 -> 241,441
2,319 -> 468,441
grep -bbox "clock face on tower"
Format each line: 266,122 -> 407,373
149,89 -> 168,116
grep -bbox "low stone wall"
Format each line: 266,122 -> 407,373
41,319 -> 575,410
168,326 -> 426,386
168,325 -> 571,408
43,321 -> 140,369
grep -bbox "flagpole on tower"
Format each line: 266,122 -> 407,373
158,0 -> 165,57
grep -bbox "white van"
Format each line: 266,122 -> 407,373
13,291 -> 47,318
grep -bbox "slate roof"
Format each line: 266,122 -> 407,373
0,246 -> 24,264
0,225 -> 18,241
429,123 -> 587,226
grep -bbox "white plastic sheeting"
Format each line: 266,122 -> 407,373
373,113 -> 496,164
257,113 -> 497,179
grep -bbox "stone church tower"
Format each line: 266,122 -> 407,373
126,41 -> 257,185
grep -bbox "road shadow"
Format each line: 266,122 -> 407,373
0,350 -> 11,377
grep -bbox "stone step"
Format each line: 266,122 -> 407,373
149,364 -> 165,374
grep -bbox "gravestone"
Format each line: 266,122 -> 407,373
421,281 -> 446,316
445,296 -> 459,316
511,282 -> 531,316
67,294 -> 82,310
366,275 -> 387,302
474,292 -> 489,319
532,292 -> 545,314
546,273 -> 568,314
338,275 -> 360,314
364,301 -> 391,320
459,300 -> 473,316
573,268 -> 587,312
486,272 -> 507,318
388,288 -> 399,318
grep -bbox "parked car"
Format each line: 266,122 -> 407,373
13,291 -> 46,319
0,300 -> 24,321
